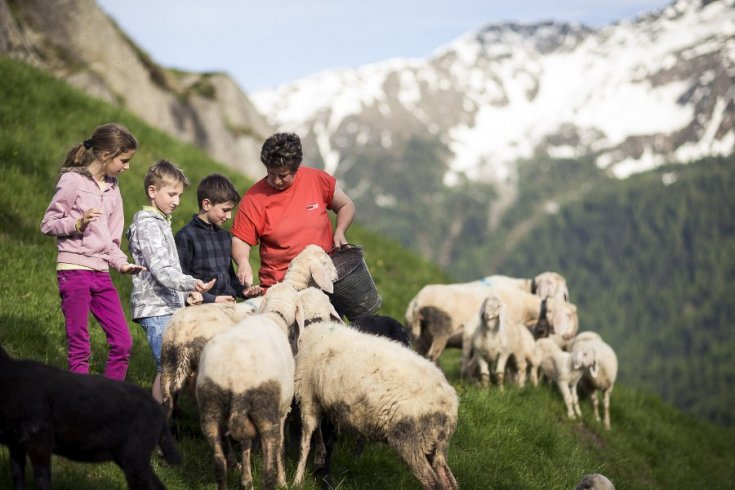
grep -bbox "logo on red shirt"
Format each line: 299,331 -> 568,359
306,203 -> 319,211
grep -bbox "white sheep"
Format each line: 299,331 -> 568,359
572,331 -> 618,430
462,294 -> 540,389
283,244 -> 337,292
292,320 -> 459,490
196,282 -> 303,490
160,301 -> 257,419
460,286 -> 578,378
536,338 -> 597,420
473,271 -> 569,302
407,273 -> 572,362
160,244 -> 336,420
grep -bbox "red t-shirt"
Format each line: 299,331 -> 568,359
231,166 -> 336,288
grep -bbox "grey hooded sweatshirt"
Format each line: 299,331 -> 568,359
127,207 -> 197,320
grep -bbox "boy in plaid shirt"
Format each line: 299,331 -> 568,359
175,174 -> 246,303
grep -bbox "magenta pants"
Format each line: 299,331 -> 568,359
57,270 -> 132,380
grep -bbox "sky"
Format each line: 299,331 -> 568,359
97,0 -> 674,93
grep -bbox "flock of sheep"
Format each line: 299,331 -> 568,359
0,244 -> 618,490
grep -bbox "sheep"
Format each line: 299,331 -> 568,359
350,314 -> 412,348
196,282 -> 304,490
462,294 -> 540,389
536,338 -> 597,420
0,345 -> 181,490
160,244 -> 337,420
160,300 -> 258,420
473,271 -> 569,302
407,272 -> 572,362
292,321 -> 460,490
572,331 -> 618,430
283,244 -> 337,293
575,473 -> 616,490
459,286 -> 578,377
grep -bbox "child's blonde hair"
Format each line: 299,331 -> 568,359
144,160 -> 190,195
62,123 -> 137,169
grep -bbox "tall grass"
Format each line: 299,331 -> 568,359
1,57 -> 734,489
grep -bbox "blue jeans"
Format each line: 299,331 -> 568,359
137,314 -> 173,373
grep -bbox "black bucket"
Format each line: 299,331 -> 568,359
328,244 -> 382,321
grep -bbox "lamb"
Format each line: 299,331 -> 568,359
536,338 -> 597,420
196,282 -> 303,490
459,285 -> 578,377
407,272 -> 572,362
572,331 -> 618,430
292,321 -> 460,490
0,346 -> 180,490
461,294 -> 540,389
160,244 -> 337,420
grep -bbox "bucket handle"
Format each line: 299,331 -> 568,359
327,243 -> 362,256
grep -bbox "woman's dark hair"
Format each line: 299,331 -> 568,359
197,173 -> 241,208
260,132 -> 303,172
62,123 -> 137,169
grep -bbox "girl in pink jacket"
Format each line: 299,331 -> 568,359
41,123 -> 145,381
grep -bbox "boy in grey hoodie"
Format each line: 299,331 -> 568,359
127,160 -> 214,402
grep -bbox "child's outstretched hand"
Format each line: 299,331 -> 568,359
243,285 -> 263,298
121,263 -> 146,275
215,295 -> 236,304
195,278 -> 216,293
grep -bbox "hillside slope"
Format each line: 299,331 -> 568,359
484,155 -> 735,425
1,57 -> 734,490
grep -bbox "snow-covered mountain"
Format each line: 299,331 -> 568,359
253,0 -> 734,186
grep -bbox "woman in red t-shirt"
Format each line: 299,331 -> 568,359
231,132 -> 355,296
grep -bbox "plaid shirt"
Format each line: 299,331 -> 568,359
174,215 -> 244,303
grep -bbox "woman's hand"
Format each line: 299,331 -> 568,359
120,263 -> 146,275
333,230 -> 348,248
215,295 -> 236,303
195,278 -> 216,293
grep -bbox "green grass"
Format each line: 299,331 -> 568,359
1,56 -> 734,489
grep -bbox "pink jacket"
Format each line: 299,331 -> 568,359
40,168 -> 128,272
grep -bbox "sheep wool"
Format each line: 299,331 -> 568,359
293,321 -> 459,490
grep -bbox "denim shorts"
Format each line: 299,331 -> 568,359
137,314 -> 173,373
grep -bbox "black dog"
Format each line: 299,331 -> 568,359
0,346 -> 181,489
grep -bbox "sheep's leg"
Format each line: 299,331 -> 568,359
557,382 -> 577,419
571,381 -> 582,417
477,356 -> 491,388
495,353 -> 510,391
460,335 -> 473,379
200,409 -> 229,490
515,356 -> 528,387
276,412 -> 288,487
25,440 -> 52,490
8,443 -> 28,490
603,387 -> 613,430
159,369 -> 175,420
293,401 -> 320,485
590,390 -> 601,422
239,439 -> 253,490
529,360 -> 539,387
426,335 -> 449,363
256,423 -> 279,490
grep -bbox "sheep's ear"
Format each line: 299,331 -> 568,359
295,300 -> 305,340
572,351 -> 582,370
310,262 -> 335,293
329,302 -> 343,324
589,360 -> 599,378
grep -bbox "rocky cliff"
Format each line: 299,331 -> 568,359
0,0 -> 271,178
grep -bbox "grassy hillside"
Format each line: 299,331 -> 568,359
480,155 -> 735,426
1,57 -> 734,489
